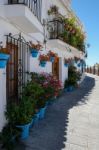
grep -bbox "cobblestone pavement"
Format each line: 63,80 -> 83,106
17,74 -> 99,150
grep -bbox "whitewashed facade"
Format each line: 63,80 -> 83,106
0,0 -> 86,131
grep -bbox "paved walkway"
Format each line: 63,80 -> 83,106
18,74 -> 99,150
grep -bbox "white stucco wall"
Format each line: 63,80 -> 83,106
59,58 -> 68,85
0,69 -> 7,132
30,55 -> 52,74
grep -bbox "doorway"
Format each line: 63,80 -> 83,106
6,34 -> 29,103
52,57 -> 59,79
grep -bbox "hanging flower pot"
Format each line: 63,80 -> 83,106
29,42 -> 42,58
64,58 -> 72,67
64,63 -> 68,67
48,51 -> 57,63
0,60 -> 7,68
40,61 -> 47,67
0,53 -> 10,69
39,54 -> 49,67
30,48 -> 39,57
74,57 -> 80,64
50,56 -> 55,62
77,63 -> 81,67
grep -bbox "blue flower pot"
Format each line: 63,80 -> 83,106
33,112 -> 40,124
39,107 -> 47,119
67,86 -> 74,92
46,99 -> 54,106
64,88 -> 68,92
29,117 -> 35,128
16,123 -> 31,140
0,60 -> 7,68
0,53 -> 10,68
77,63 -> 81,67
40,61 -> 46,67
30,49 -> 38,57
64,64 -> 68,67
50,57 -> 55,63
0,53 -> 10,60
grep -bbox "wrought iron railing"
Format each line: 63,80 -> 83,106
48,20 -> 64,40
8,0 -> 42,22
48,20 -> 86,53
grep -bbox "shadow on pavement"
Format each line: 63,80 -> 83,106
16,75 -> 95,150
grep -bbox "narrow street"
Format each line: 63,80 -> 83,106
18,74 -> 99,150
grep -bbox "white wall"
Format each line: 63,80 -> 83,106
30,55 -> 52,74
59,58 -> 68,85
0,68 -> 7,131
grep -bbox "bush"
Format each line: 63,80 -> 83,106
23,81 -> 44,101
23,81 -> 46,109
64,65 -> 81,88
0,124 -> 21,150
31,72 -> 62,99
5,97 -> 33,125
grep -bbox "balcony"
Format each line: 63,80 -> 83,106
48,20 -> 85,58
8,0 -> 42,22
48,20 -> 64,40
0,0 -> 43,33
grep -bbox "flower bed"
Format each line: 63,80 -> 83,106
1,72 -> 62,148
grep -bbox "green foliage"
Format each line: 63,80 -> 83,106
30,72 -> 62,105
0,124 -> 21,150
23,81 -> 44,100
5,98 -> 33,125
64,65 -> 81,88
48,5 -> 59,15
62,17 -> 85,52
23,81 -> 46,109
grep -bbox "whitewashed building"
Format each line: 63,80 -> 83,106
0,0 -> 86,131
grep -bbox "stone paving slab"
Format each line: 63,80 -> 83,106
16,74 -> 99,150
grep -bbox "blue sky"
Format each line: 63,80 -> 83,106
72,0 -> 99,66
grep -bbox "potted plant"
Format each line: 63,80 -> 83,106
62,17 -> 86,51
23,81 -> 45,122
48,5 -> 59,20
5,98 -> 33,140
0,49 -> 10,69
77,63 -> 81,67
64,65 -> 81,92
74,57 -> 80,64
0,123 -> 21,150
48,51 -> 57,62
39,54 -> 49,67
64,58 -> 72,67
37,73 -> 62,106
29,41 -> 42,57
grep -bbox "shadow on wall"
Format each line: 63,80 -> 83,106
16,75 -> 95,150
